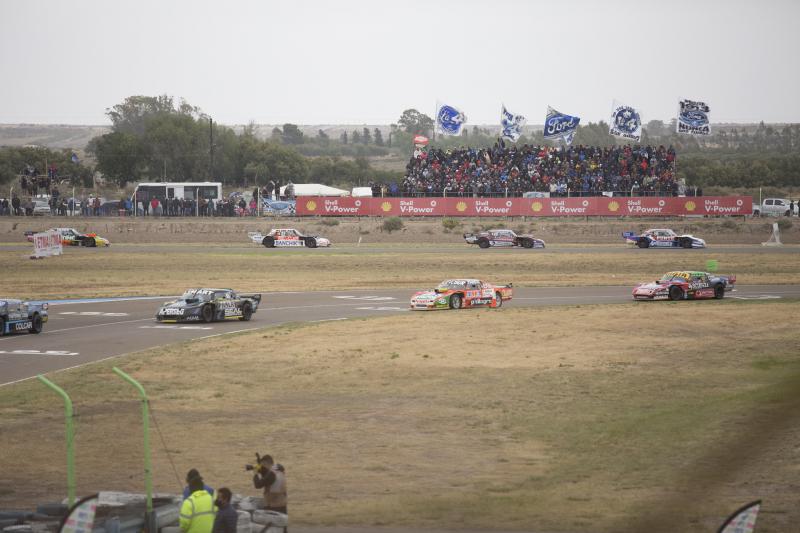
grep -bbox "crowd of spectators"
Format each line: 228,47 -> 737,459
401,142 -> 681,197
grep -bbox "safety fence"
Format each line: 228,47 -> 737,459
296,196 -> 753,217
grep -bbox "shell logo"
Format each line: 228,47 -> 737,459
355,200 -> 361,207
381,201 -> 392,212
582,200 -> 589,207
456,201 -> 467,212
430,200 -> 437,207
685,201 -> 696,212
306,200 -> 317,211
658,200 -> 665,207
608,201 -> 620,212
531,201 -> 543,213
505,200 -> 513,207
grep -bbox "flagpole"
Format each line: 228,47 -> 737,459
432,100 -> 437,143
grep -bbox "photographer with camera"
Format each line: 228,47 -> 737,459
248,453 -> 287,514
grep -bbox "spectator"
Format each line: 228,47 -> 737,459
402,142 -> 679,198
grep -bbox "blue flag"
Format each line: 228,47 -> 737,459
436,102 -> 467,136
544,106 -> 580,145
500,105 -> 526,142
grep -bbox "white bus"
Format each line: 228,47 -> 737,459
133,181 -> 222,204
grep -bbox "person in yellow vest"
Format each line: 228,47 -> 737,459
180,475 -> 216,533
252,454 -> 287,514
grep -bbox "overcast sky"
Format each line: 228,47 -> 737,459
1,0 -> 798,126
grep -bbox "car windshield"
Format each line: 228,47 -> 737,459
437,280 -> 468,290
181,289 -> 214,301
660,272 -> 689,282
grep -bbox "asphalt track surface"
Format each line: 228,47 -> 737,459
2,243 -> 799,254
2,285 -> 798,387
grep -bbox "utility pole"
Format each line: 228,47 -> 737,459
209,117 -> 214,181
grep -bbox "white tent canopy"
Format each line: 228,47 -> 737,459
279,183 -> 350,197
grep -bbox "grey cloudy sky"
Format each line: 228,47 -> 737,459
1,0 -> 798,125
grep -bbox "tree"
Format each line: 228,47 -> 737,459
282,123 -> 304,145
374,128 -> 384,146
351,130 -> 361,144
340,131 -> 348,144
106,95 -> 202,136
317,129 -> 330,146
362,127 -> 371,145
397,109 -> 434,135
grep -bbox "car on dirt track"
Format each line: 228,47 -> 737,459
25,227 -> 110,247
156,288 -> 261,323
632,271 -> 736,301
622,228 -> 705,249
410,279 -> 513,310
464,229 -> 545,249
0,299 -> 48,335
248,228 -> 331,248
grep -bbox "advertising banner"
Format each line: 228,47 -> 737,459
376,197 -> 445,216
447,198 -> 517,217
295,196 -> 752,217
297,197 -> 368,216
32,229 -> 63,258
520,197 -> 595,217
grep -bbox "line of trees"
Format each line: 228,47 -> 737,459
1,98 -> 799,192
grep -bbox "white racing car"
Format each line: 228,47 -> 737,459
248,228 -> 331,248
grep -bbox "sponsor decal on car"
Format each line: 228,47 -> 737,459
13,321 -> 32,331
160,308 -> 185,315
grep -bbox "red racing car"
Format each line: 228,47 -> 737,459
410,279 -> 513,310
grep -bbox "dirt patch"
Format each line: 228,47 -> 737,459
1,301 -> 798,532
1,216 -> 796,245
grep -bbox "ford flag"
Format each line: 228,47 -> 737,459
717,500 -> 761,533
436,102 -> 467,136
609,99 -> 642,142
544,106 -> 580,145
677,98 -> 711,135
500,105 -> 526,142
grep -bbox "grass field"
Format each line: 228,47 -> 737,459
1,300 -> 798,532
1,245 -> 798,300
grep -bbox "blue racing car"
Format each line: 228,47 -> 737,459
0,298 -> 48,335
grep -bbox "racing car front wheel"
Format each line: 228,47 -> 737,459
0,317 -> 5,336
305,237 -> 317,249
668,286 -> 683,301
29,314 -> 43,334
521,239 -> 534,249
450,294 -> 463,309
681,239 -> 692,249
637,239 -> 650,249
495,292 -> 503,308
477,239 -> 490,249
240,302 -> 253,321
262,236 -> 275,248
714,284 -> 725,299
201,304 -> 214,322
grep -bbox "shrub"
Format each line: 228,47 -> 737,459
319,218 -> 339,226
777,218 -> 793,231
441,218 -> 460,232
381,217 -> 404,233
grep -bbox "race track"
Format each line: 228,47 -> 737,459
2,285 -> 798,386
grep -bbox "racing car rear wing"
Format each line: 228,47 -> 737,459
241,294 -> 262,303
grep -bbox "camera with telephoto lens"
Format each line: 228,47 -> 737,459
244,452 -> 263,473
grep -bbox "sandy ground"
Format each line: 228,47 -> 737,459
1,215 -> 797,245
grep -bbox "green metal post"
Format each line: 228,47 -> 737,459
112,367 -> 153,516
37,375 -> 76,507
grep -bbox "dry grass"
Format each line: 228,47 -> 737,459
1,300 -> 799,532
1,247 -> 798,300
